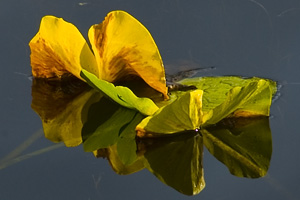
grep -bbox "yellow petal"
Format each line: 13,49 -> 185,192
29,15 -> 98,80
88,10 -> 168,98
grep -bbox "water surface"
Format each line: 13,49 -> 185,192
1,1 -> 299,199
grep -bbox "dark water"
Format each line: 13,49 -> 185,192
1,0 -> 299,199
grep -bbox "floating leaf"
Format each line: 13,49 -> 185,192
203,79 -> 274,125
88,10 -> 168,98
202,117 -> 272,178
137,77 -> 276,137
81,69 -> 159,116
179,76 -> 277,112
29,15 -> 98,80
136,90 -> 203,137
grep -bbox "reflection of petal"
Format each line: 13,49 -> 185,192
29,15 -> 98,80
88,11 -> 168,98
94,145 -> 145,175
202,117 -> 272,178
142,133 -> 205,195
31,78 -> 101,147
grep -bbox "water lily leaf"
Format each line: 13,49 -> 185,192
136,90 -> 203,137
143,133 -> 205,195
88,10 -> 168,98
81,69 -> 159,116
178,76 -> 277,112
137,76 -> 275,137
202,117 -> 272,178
29,15 -> 98,80
203,79 -> 274,125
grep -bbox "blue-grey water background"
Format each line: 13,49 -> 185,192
1,0 -> 299,199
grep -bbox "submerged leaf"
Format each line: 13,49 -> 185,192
29,15 -> 98,80
136,90 -> 203,137
88,10 -> 168,98
81,69 -> 159,116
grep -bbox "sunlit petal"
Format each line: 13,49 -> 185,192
29,15 -> 98,80
88,10 -> 168,98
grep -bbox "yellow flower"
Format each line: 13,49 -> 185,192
29,10 -> 168,98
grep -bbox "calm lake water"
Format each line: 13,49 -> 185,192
1,0 -> 300,199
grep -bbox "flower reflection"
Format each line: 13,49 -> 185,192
31,80 -> 272,196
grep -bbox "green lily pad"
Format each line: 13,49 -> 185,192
80,69 -> 159,116
178,76 -> 277,112
136,77 -> 276,136
203,79 -> 274,125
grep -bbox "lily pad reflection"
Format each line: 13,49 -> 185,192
203,117 -> 272,178
141,132 -> 205,195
